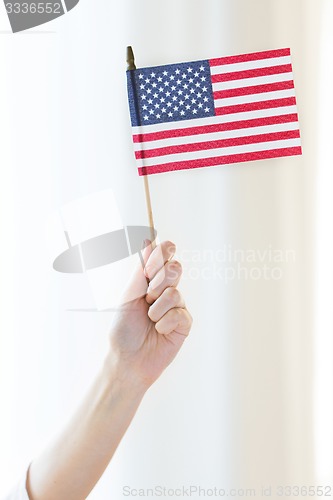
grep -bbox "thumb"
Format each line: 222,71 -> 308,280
119,240 -> 153,304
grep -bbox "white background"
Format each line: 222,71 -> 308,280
0,1 -> 333,498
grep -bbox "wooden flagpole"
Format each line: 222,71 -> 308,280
127,46 -> 156,250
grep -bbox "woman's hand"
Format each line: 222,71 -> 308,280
108,240 -> 193,391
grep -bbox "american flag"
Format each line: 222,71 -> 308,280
127,48 -> 302,176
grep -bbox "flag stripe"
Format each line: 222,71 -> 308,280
135,130 -> 301,159
138,146 -> 302,176
215,97 -> 296,116
132,106 -> 298,135
211,64 -> 293,83
209,55 -> 291,75
136,138 -> 302,168
214,88 -> 295,106
133,121 -> 300,150
132,113 -> 300,143
209,48 -> 291,67
212,72 -> 294,90
213,80 -> 295,99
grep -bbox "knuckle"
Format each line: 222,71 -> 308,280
147,306 -> 157,322
165,286 -> 180,302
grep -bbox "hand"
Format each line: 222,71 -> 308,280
107,240 -> 193,392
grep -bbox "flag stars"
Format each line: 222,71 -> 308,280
136,62 -> 213,124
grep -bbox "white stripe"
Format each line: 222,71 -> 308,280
214,88 -> 296,107
132,105 -> 298,135
210,56 -> 291,75
135,138 -> 302,168
212,72 -> 294,91
134,122 -> 300,151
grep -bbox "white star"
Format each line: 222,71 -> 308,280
197,92 -> 202,98
201,76 -> 207,82
187,67 -> 193,73
156,113 -> 161,119
180,110 -> 185,116
160,97 -> 165,103
144,115 -> 149,120
177,79 -> 182,85
152,82 -> 157,88
191,98 -> 197,104
182,73 -> 187,79
149,109 -> 154,115
170,75 -> 175,81
163,70 -> 168,76
159,87 -> 164,92
161,107 -> 166,113
172,96 -> 178,101
147,88 -> 152,94
166,91 -> 171,97
171,85 -> 176,91
178,90 -> 183,95
148,98 -> 153,104
167,102 -> 172,107
175,69 -> 180,75
189,78 -> 194,83
145,78 -> 150,84
174,106 -> 179,111
205,107 -> 210,112
203,96 -> 209,102
200,65 -> 205,71
164,81 -> 169,86
190,88 -> 195,94
158,76 -> 163,82
139,74 -> 144,79
143,104 -> 148,110
195,82 -> 200,88
183,84 -> 189,90
168,112 -> 173,117
192,109 -> 198,114
202,86 -> 208,92
186,104 -> 191,110
154,103 -> 160,109
151,72 -> 156,77
141,95 -> 146,100
198,103 -> 203,109
194,72 -> 199,78
140,84 -> 145,90
153,93 -> 158,98
179,100 -> 184,106
184,94 -> 190,100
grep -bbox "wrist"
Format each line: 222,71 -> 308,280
101,352 -> 149,401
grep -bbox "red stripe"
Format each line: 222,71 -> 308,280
133,114 -> 299,143
135,130 -> 300,160
211,64 -> 292,83
213,80 -> 295,99
215,97 -> 296,116
138,146 -> 302,175
209,48 -> 291,67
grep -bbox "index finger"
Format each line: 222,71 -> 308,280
144,240 -> 176,281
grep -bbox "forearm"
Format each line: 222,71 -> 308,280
27,355 -> 146,500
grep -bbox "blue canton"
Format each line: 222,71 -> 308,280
127,60 -> 215,127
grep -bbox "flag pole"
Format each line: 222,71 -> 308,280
127,46 -> 156,250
